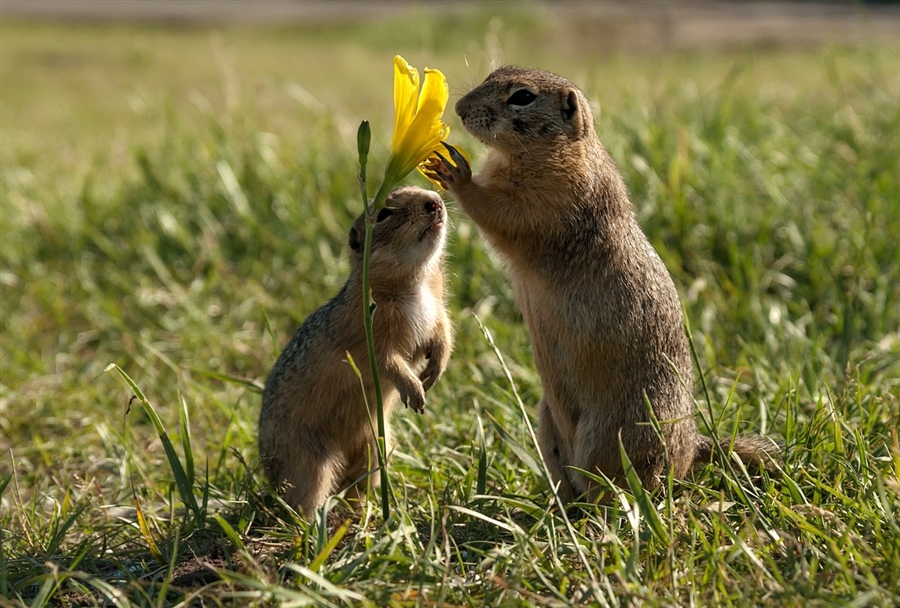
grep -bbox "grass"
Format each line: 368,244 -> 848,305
2,7 -> 899,607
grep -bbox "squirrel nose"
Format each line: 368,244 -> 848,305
425,198 -> 442,214
455,96 -> 468,120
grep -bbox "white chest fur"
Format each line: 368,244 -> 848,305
397,282 -> 440,347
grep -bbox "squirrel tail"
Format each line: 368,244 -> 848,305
695,434 -> 782,475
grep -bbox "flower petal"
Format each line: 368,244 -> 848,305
391,55 -> 419,153
418,67 -> 448,117
393,69 -> 449,175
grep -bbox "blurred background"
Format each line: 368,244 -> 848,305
3,0 -> 899,186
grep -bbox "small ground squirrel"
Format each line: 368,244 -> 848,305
426,66 -> 777,502
258,186 -> 452,516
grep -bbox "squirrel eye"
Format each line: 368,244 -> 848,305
506,89 -> 537,107
376,207 -> 394,222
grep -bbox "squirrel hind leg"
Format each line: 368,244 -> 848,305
537,399 -> 579,502
278,451 -> 345,518
336,440 -> 383,511
695,434 -> 782,476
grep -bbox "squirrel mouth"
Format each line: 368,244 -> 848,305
422,219 -> 444,239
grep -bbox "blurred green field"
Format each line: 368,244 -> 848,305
1,8 -> 899,607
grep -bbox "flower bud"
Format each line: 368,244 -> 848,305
357,120 -> 371,162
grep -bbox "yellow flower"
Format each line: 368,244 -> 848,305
382,55 -> 460,191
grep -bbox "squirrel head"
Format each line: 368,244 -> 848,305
455,66 -> 596,154
348,186 -> 446,276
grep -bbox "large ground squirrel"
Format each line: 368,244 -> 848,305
426,66 -> 776,502
259,186 -> 452,516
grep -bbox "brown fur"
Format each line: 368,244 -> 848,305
426,66 -> 777,502
258,186 -> 453,516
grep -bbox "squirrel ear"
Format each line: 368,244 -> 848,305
349,226 -> 361,253
562,90 -> 578,121
561,89 -> 585,136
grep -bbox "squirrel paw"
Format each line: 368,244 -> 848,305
421,143 -> 471,190
419,357 -> 443,392
399,381 -> 427,414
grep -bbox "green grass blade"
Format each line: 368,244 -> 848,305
106,364 -> 199,516
476,413 -> 488,496
179,394 -> 194,488
46,499 -> 88,558
487,413 -> 543,479
189,368 -> 265,392
214,514 -> 257,571
28,575 -> 56,608
446,505 -> 525,536
618,432 -> 671,545
309,518 -> 351,573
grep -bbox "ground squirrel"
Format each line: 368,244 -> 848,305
258,186 -> 452,516
425,66 -> 777,502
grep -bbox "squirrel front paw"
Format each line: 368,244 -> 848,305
397,378 -> 427,414
419,358 -> 441,392
421,143 -> 471,191
419,340 -> 449,391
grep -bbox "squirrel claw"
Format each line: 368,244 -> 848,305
406,398 -> 426,414
399,383 -> 427,414
421,168 -> 450,191
442,143 -> 470,173
425,143 -> 471,190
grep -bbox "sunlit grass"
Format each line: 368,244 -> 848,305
1,15 -> 898,607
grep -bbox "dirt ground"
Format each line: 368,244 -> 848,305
2,0 -> 899,50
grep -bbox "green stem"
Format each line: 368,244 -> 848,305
359,148 -> 395,522
361,207 -> 389,522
